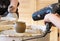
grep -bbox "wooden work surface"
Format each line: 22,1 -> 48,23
0,22 -> 58,41
0,19 -> 58,41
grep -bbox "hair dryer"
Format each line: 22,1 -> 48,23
32,3 -> 60,37
32,3 -> 60,21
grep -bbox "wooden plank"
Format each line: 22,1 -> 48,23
36,0 -> 58,10
50,27 -> 58,41
18,0 -> 36,25
58,29 -> 60,41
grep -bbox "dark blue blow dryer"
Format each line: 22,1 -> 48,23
32,3 -> 60,21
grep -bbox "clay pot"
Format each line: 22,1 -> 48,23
14,21 -> 26,33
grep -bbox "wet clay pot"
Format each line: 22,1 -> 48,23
15,21 -> 26,33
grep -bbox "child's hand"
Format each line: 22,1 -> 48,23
8,0 -> 18,13
8,5 -> 17,13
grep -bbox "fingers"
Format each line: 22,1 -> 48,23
44,14 -> 50,22
8,5 -> 17,13
44,14 -> 55,23
8,0 -> 18,13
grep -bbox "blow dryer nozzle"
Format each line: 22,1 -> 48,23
32,11 -> 44,21
32,7 -> 52,21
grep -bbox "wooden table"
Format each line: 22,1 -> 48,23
0,24 -> 58,41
